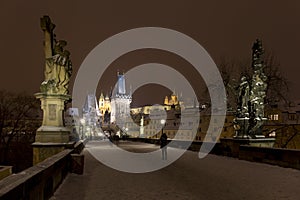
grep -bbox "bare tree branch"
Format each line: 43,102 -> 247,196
0,90 -> 40,149
213,52 -> 290,110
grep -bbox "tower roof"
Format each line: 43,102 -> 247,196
117,73 -> 126,95
83,94 -> 99,114
99,92 -> 104,100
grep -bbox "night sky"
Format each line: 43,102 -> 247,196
0,1 -> 300,107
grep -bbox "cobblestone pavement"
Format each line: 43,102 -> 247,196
51,141 -> 300,200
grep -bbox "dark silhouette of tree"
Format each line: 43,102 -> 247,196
263,54 -> 289,105
0,90 -> 40,167
215,52 -> 289,110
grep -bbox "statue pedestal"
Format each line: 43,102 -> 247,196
232,117 -> 274,153
33,93 -> 72,164
35,126 -> 70,143
234,117 -> 268,138
234,117 -> 250,138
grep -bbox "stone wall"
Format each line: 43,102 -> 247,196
239,145 -> 300,170
0,141 -> 85,200
128,137 -> 300,170
0,166 -> 12,181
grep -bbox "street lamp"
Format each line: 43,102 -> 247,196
160,119 -> 166,138
80,118 -> 85,139
86,127 -> 91,139
160,119 -> 168,160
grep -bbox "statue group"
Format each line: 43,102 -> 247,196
33,16 -> 73,164
234,39 -> 268,138
40,16 -> 72,95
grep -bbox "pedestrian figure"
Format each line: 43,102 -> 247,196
160,132 -> 168,160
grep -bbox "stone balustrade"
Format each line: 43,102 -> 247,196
127,137 -> 300,170
0,140 -> 85,200
0,166 -> 12,181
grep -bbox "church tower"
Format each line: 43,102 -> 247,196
163,92 -> 181,110
164,96 -> 169,105
82,94 -> 101,138
99,93 -> 105,114
110,72 -> 132,129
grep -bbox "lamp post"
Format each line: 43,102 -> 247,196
80,118 -> 85,140
160,119 -> 167,160
160,119 -> 166,138
86,127 -> 91,139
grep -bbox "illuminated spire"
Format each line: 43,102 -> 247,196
164,96 -> 169,105
117,73 -> 126,95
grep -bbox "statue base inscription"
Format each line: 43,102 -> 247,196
35,93 -> 71,128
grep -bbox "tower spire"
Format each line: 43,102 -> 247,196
129,84 -> 132,96
117,72 -> 126,95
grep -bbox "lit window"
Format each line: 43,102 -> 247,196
269,131 -> 276,137
269,114 -> 279,121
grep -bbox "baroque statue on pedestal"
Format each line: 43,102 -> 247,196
33,16 -> 74,165
234,39 -> 268,137
40,16 -> 72,95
